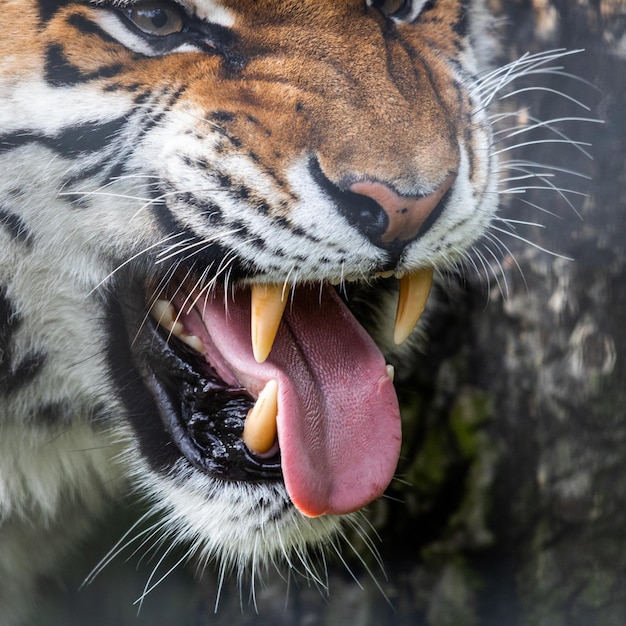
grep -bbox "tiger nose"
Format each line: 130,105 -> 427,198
349,174 -> 456,248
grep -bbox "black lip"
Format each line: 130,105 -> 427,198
112,291 -> 282,483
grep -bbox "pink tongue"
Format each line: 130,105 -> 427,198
197,285 -> 401,517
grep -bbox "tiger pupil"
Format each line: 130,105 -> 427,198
135,7 -> 168,29
150,9 -> 167,29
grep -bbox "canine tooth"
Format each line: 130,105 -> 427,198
393,268 -> 434,345
150,299 -> 176,326
386,364 -> 395,382
251,284 -> 289,363
243,379 -> 279,455
377,270 -> 395,279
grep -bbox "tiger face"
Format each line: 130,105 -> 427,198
0,0 -> 497,591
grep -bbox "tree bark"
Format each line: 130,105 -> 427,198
467,2 -> 626,624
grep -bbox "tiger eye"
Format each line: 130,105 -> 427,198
128,1 -> 184,36
376,0 -> 408,16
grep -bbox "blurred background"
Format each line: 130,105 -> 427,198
35,1 -> 626,624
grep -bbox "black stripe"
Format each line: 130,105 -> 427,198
0,286 -> 19,350
1,352 -> 47,395
453,0 -> 470,37
0,287 -> 47,396
52,117 -> 126,157
209,111 -> 236,123
105,296 -> 180,472
0,116 -> 127,159
170,190 -> 224,223
44,43 -> 124,87
44,43 -> 81,86
66,12 -> 119,44
0,207 -> 33,248
38,0 -> 72,23
35,402 -> 73,426
0,132 -> 30,154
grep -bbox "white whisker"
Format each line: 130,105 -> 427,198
504,159 -> 592,180
134,546 -> 192,612
495,138 -> 592,156
87,233 -> 184,296
494,217 -> 545,229
82,509 -> 159,587
490,225 -> 574,260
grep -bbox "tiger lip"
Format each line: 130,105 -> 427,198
148,269 -> 433,455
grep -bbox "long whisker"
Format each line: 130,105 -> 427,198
490,225 -> 575,260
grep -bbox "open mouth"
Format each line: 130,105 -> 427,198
127,269 -> 433,518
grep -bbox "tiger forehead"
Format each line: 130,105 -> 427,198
119,0 -> 460,24
102,1 -> 466,31
180,0 -> 364,17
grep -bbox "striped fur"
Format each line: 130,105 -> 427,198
0,1 -> 498,622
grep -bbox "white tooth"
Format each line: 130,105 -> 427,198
150,300 -> 204,353
377,270 -> 395,279
393,268 -> 434,345
169,320 -> 185,336
180,333 -> 205,353
150,299 -> 184,336
150,299 -> 176,326
386,364 -> 395,382
243,379 -> 279,455
251,284 -> 289,363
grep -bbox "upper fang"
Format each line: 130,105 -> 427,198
250,284 -> 290,363
393,268 -> 434,345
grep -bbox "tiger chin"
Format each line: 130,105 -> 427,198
0,0 -> 499,622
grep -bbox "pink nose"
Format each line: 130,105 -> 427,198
350,173 -> 456,246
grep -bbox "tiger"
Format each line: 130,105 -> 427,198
0,0 -> 511,622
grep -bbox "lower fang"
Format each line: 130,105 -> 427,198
243,379 -> 279,455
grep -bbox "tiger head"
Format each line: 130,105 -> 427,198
0,0 -> 497,579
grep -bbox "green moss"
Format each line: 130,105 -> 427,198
449,390 -> 493,459
579,568 -> 616,608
